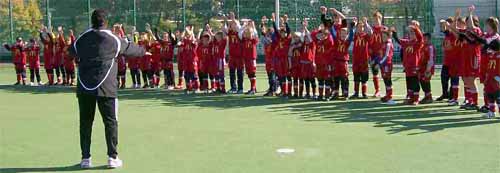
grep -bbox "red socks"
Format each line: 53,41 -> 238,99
362,83 -> 367,95
250,78 -> 257,91
373,75 -> 380,93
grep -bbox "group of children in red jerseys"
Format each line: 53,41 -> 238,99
3,26 -> 76,86
438,5 -> 500,118
4,5 -> 500,118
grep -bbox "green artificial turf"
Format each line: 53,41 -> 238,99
0,63 -> 499,173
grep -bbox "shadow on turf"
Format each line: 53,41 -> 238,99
2,85 -> 499,135
268,99 -> 500,135
0,164 -> 110,173
0,85 -> 76,94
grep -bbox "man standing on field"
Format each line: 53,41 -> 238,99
68,9 -> 148,169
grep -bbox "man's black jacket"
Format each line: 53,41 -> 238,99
69,27 -> 145,98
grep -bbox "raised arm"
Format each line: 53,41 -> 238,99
329,8 -> 345,20
154,28 -> 163,42
467,5 -> 476,29
120,39 -> 147,58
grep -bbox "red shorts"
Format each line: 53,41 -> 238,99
380,63 -> 393,79
461,56 -> 480,77
229,55 -> 244,69
43,53 -> 53,69
275,59 -> 290,77
352,62 -> 369,73
54,53 -> 64,66
291,65 -> 301,78
405,66 -> 419,77
14,63 -> 26,70
332,60 -> 349,77
151,62 -> 162,72
449,63 -> 460,77
316,64 -> 331,79
163,61 -> 174,70
184,60 -> 198,73
300,63 -> 315,79
29,63 -> 40,70
484,78 -> 500,93
245,58 -> 257,75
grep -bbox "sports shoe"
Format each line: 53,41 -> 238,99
373,91 -> 381,98
304,94 -> 311,99
263,91 -> 274,96
464,104 -> 479,111
460,103 -> 471,109
386,99 -> 397,105
37,82 -> 44,86
236,89 -> 244,94
29,82 -> 35,86
448,100 -> 459,106
478,105 -> 490,113
349,93 -> 359,99
246,90 -> 256,95
107,157 -> 123,169
13,82 -> 20,85
228,88 -> 237,94
483,111 -> 496,119
435,95 -> 448,101
419,97 -> 433,104
361,94 -> 368,99
80,157 -> 92,169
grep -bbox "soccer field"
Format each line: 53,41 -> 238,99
0,63 -> 499,173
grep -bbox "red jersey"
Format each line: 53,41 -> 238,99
56,34 -> 66,62
275,34 -> 292,59
381,40 -> 394,64
333,38 -> 351,61
420,44 -> 436,74
139,41 -> 152,70
7,43 -> 27,65
117,55 -> 127,72
240,37 -> 259,59
182,39 -> 198,64
464,27 -> 483,61
484,51 -> 500,92
40,33 -> 54,67
399,27 -> 424,69
352,32 -> 370,65
300,41 -> 316,63
370,25 -> 387,57
150,41 -> 162,64
212,38 -> 227,59
197,43 -> 212,66
312,30 -> 334,65
442,32 -> 457,66
227,31 -> 241,57
27,43 -> 41,68
160,41 -> 175,62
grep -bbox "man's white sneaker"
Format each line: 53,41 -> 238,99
108,157 -> 123,168
37,82 -> 44,86
29,82 -> 35,86
80,158 -> 92,169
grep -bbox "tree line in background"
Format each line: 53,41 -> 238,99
1,0 -> 433,44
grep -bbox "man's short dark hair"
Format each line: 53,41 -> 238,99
92,9 -> 108,29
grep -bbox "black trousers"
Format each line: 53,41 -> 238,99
78,93 -> 118,159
